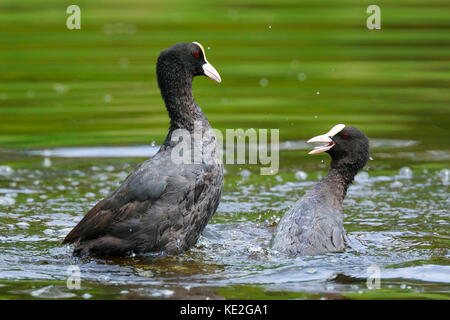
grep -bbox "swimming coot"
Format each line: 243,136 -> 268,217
272,124 -> 370,256
62,42 -> 223,256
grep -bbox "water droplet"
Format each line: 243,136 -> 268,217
398,166 -> 413,179
297,72 -> 306,81
119,58 -> 129,67
99,188 -> 110,195
390,181 -> 403,188
259,78 -> 269,87
43,157 -> 52,167
117,171 -> 128,180
0,196 -> 15,206
295,171 -> 307,180
355,172 -> 370,184
439,168 -> 449,186
53,83 -> 69,94
240,169 -> 251,178
291,60 -> 299,68
98,275 -> 110,283
0,166 -> 14,177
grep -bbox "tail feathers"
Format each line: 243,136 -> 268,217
70,236 -> 134,257
61,231 -> 78,245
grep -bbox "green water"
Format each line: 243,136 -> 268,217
0,0 -> 449,299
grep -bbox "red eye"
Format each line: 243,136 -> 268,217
194,52 -> 200,58
342,134 -> 349,139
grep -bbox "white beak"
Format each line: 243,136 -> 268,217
193,41 -> 222,83
307,124 -> 345,155
202,62 -> 222,83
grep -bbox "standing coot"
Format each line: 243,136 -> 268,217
62,42 -> 223,256
272,124 -> 370,256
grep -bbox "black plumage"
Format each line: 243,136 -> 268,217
272,125 -> 370,256
62,42 -> 223,256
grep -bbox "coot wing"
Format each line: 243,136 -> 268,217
273,194 -> 345,255
61,154 -> 195,246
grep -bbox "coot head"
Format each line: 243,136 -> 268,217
308,124 -> 370,172
157,42 -> 221,83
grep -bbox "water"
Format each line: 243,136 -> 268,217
1,0 -> 449,300
0,140 -> 448,299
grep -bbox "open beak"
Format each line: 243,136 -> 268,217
307,124 -> 345,155
202,62 -> 222,83
193,41 -> 222,83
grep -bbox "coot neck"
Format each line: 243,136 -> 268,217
157,67 -> 205,132
320,164 -> 358,204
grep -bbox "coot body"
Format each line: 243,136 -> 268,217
273,124 -> 370,256
62,42 -> 223,256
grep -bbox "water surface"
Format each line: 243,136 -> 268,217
0,0 -> 449,299
0,140 -> 448,299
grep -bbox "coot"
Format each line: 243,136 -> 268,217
62,42 -> 223,256
272,124 -> 370,256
